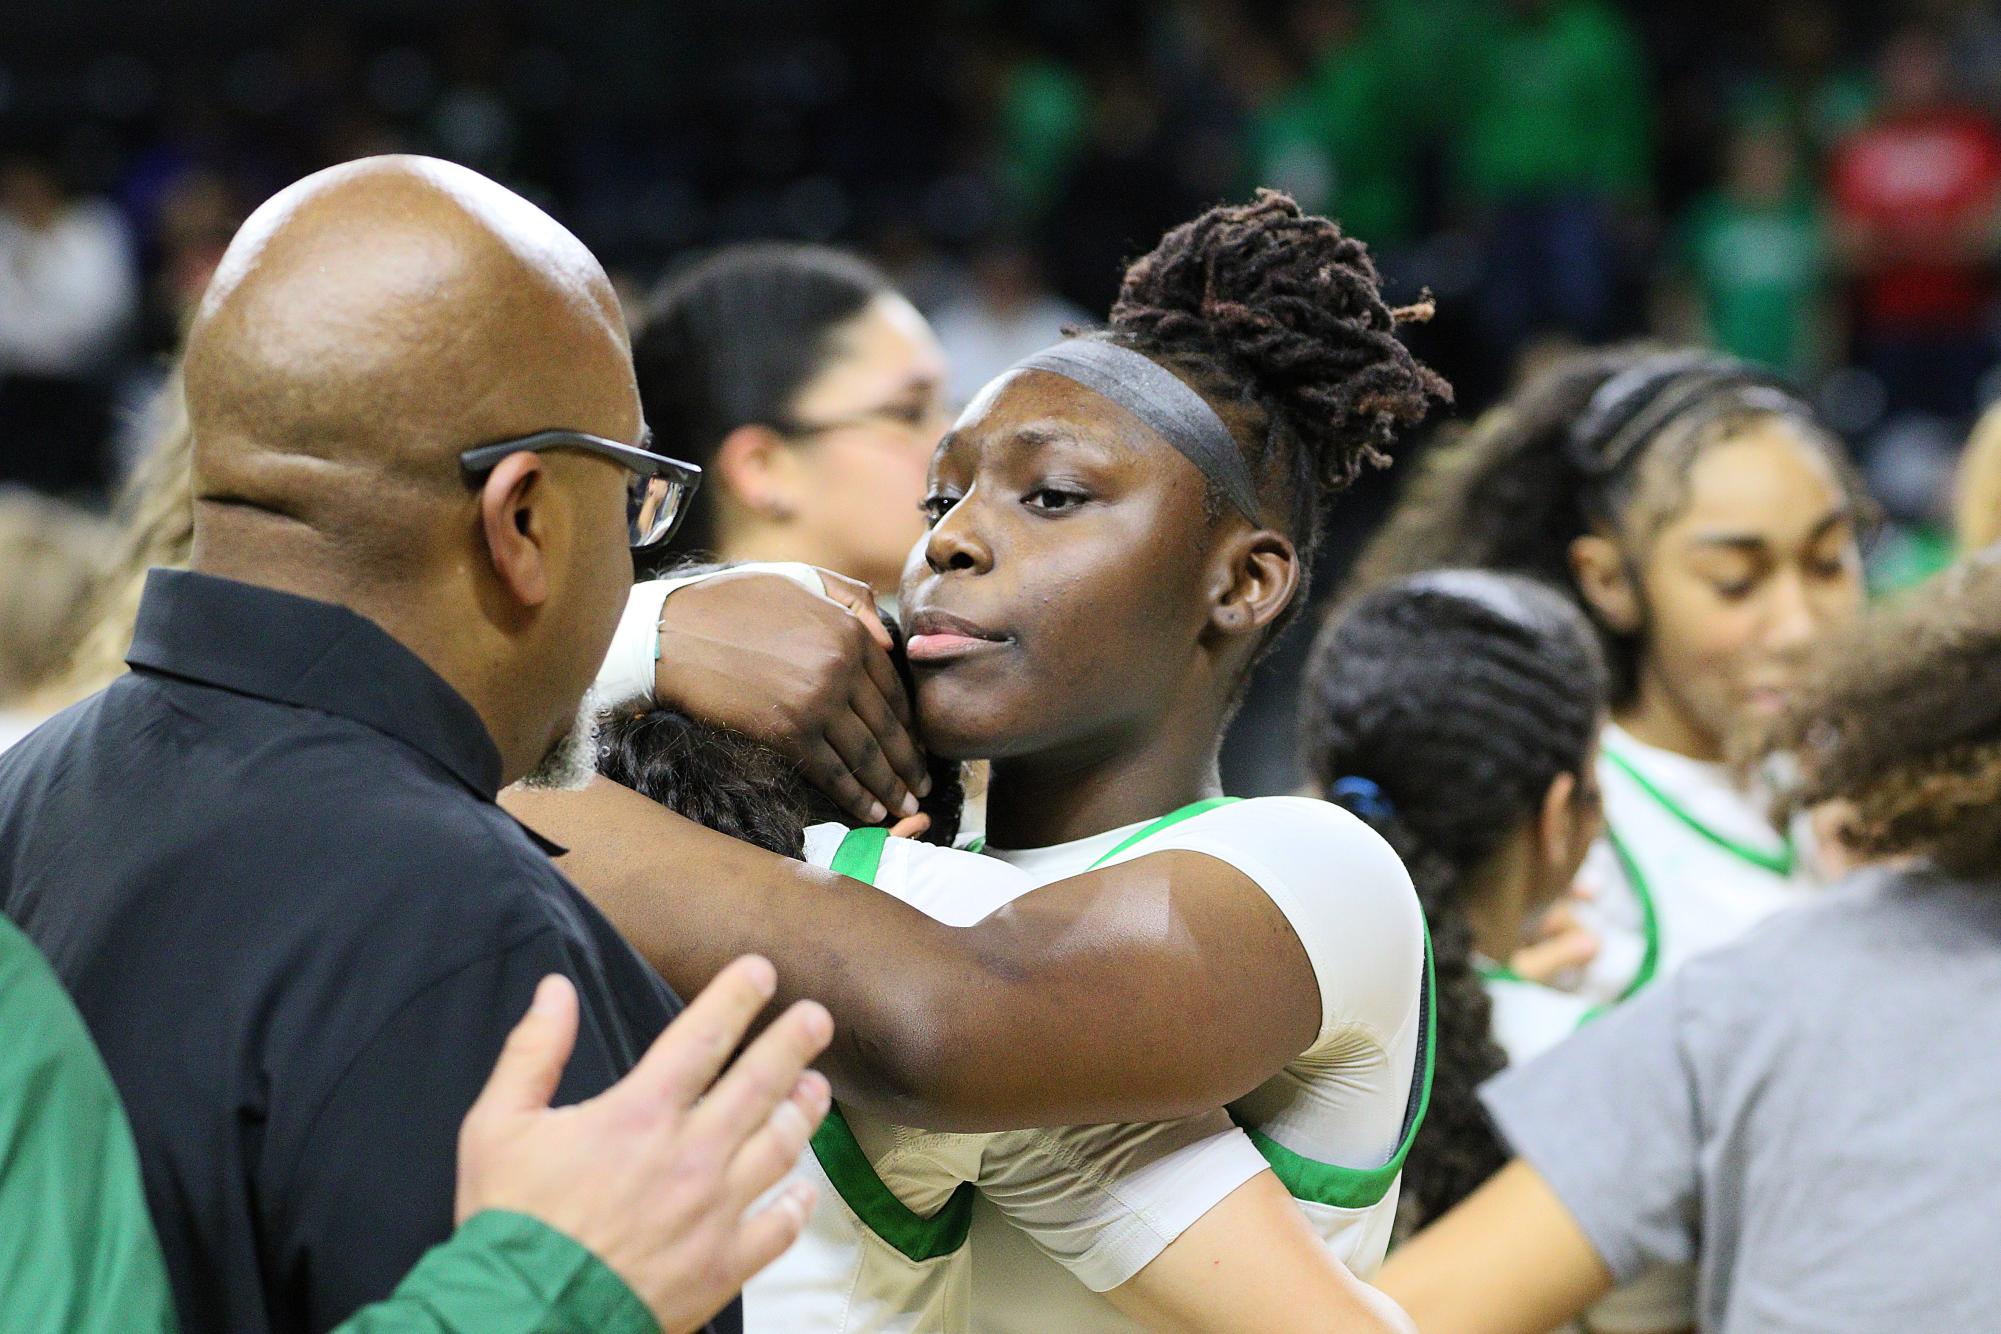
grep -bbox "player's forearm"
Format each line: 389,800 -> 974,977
1375,1160 -> 1613,1334
504,781 -> 1315,1132
1108,1172 -> 1414,1334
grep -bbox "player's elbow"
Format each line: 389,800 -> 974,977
825,962 -> 1047,1132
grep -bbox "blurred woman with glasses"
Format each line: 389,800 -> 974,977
633,243 -> 951,597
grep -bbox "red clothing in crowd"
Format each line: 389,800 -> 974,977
1832,108 -> 2001,331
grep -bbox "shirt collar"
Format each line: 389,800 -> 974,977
127,568 -> 506,798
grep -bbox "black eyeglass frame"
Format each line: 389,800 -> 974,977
458,429 -> 703,549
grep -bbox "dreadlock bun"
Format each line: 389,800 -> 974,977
1110,189 -> 1449,525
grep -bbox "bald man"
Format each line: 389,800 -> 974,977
0,157 -> 735,1334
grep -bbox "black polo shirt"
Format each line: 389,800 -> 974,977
0,570 -> 737,1334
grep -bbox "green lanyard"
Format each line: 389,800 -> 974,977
1601,745 -> 1797,878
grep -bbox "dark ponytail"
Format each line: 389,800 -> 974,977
1301,570 -> 1607,1229
632,243 -> 894,557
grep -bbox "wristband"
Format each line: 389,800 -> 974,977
592,563 -> 828,707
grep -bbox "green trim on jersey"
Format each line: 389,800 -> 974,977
809,825 -> 975,1262
1601,744 -> 1796,876
961,794 -> 1241,862
810,1106 -> 975,1262
1084,796 -> 1241,869
1230,919 -> 1437,1210
1579,825 -> 1663,1024
813,796 -> 1435,1242
1085,794 -> 1439,1214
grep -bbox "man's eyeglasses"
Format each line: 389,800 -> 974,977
459,430 -> 702,550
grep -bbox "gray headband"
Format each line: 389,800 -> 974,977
1011,340 -> 1262,523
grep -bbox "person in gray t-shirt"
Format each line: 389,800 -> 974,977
1377,550 -> 2001,1334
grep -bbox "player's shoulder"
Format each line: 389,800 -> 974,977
1158,795 -> 1410,882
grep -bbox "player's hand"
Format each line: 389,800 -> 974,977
456,959 -> 833,1334
652,568 -> 929,824
1508,902 -> 1600,984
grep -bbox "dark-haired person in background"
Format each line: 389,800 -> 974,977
512,189 -> 1446,1331
1299,570 -> 1607,1238
1352,348 -> 1868,1012
1351,348 -> 1869,1330
634,243 -> 950,598
1379,550 -> 2001,1334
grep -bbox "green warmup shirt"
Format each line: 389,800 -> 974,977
1680,190 -> 1829,376
1454,0 -> 1650,202
0,915 -> 659,1334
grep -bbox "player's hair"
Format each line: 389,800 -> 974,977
1300,570 -> 1607,1230
1751,552 -> 2001,879
1104,188 -> 1448,641
633,243 -> 896,558
1348,345 -> 1867,701
594,567 -> 964,852
595,704 -> 833,858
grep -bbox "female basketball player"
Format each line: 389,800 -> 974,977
509,190 -> 1447,1329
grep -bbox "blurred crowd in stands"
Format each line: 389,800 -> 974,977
5,0 -> 1999,778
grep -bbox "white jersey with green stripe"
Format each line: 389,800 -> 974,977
1566,723 -> 1822,1009
745,795 -> 1428,1333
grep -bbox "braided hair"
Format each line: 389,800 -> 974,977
1300,570 -> 1608,1230
1103,189 -> 1449,638
1347,345 -> 1868,701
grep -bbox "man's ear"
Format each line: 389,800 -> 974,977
479,451 -> 552,609
1569,533 -> 1643,633
714,424 -> 794,520
1206,527 -> 1300,642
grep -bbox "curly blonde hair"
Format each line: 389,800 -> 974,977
1749,551 -> 2001,878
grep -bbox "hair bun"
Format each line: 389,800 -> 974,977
1110,189 -> 1449,495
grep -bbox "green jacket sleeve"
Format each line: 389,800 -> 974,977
0,917 -> 656,1334
332,1210 -> 660,1334
0,917 -> 179,1334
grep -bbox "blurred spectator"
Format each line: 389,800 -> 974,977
1041,64 -> 1210,316
1673,120 -> 1832,377
1734,1 -> 1876,157
990,48 -> 1093,224
0,489 -> 108,751
1456,0 -> 1651,354
26,374 -> 193,720
1239,0 -> 1415,255
0,147 -> 137,496
1830,26 -> 2001,420
634,244 -> 949,596
930,239 -> 1090,407
144,169 -> 244,352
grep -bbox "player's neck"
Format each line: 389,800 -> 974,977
984,722 -> 1223,850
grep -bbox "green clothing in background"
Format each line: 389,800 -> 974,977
1454,0 -> 1651,203
0,913 -> 176,1333
1244,23 -> 1415,245
0,915 -> 658,1334
995,56 -> 1091,220
1681,191 -> 1829,376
